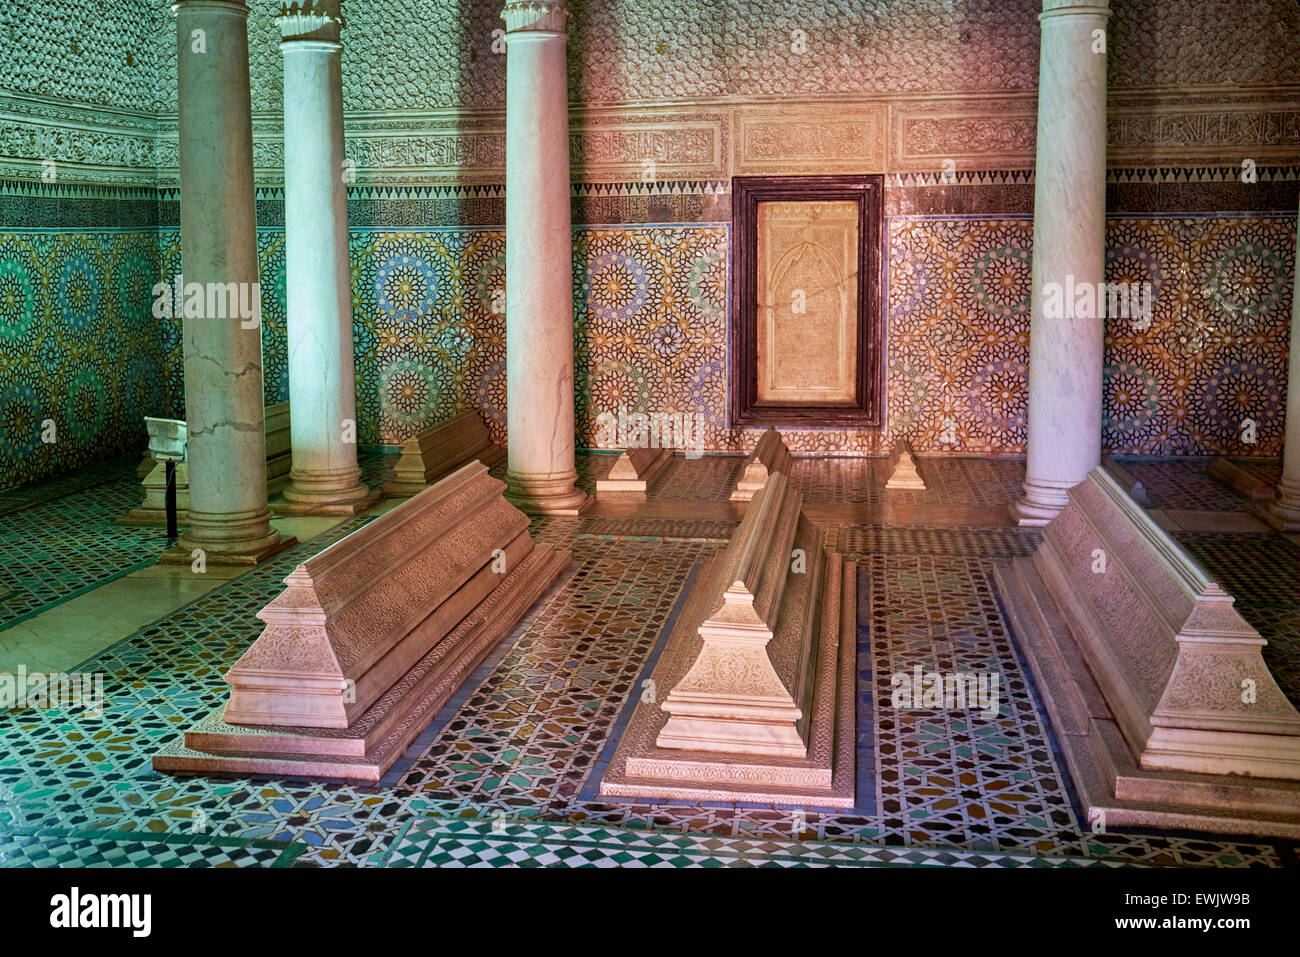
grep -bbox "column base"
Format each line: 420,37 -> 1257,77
1011,476 -> 1075,527
1257,484 -> 1300,532
159,533 -> 298,568
158,508 -> 297,567
273,474 -> 382,517
504,470 -> 591,516
273,488 -> 382,517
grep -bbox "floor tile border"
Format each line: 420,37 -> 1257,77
0,824 -> 306,867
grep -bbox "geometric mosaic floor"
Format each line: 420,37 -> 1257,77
0,825 -> 303,867
0,455 -> 168,630
1,453 -> 1297,868
364,817 -> 1129,868
0,448 -> 394,632
1120,457 -> 1257,512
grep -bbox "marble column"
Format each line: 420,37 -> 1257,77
1013,0 -> 1111,527
500,0 -> 589,515
168,0 -> 289,564
1262,206 -> 1300,531
274,1 -> 376,515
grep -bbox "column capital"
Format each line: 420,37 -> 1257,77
277,0 -> 344,43
1040,0 -> 1111,20
500,1 -> 569,35
170,0 -> 250,18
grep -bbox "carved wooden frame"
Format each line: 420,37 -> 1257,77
729,174 -> 884,428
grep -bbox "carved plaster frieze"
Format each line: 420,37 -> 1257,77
890,96 -> 1039,172
570,111 -> 725,182
1108,94 -> 1300,165
151,106 -> 727,186
0,93 -> 161,184
733,104 -> 886,176
14,83 -> 1300,188
890,89 -> 1300,173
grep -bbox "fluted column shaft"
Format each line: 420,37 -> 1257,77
500,1 -> 589,515
275,1 -> 375,515
1015,0 -> 1111,526
170,0 -> 285,563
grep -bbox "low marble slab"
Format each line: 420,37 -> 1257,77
1207,457 -> 1275,502
384,411 -> 505,498
729,428 -> 792,503
595,447 -> 672,501
153,539 -> 570,783
992,465 -> 1300,836
884,439 -> 926,491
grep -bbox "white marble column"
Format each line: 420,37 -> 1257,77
1263,206 -> 1300,531
274,1 -> 376,515
500,0 -> 589,515
1014,0 -> 1111,527
168,0 -> 288,564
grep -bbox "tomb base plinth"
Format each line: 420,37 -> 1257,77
154,462 -> 569,782
595,447 -> 672,501
153,544 -> 569,783
504,472 -> 591,516
383,411 -> 505,498
1258,478 -> 1300,532
157,529 -> 299,567
273,472 -> 382,516
994,466 -> 1300,838
602,473 -> 855,806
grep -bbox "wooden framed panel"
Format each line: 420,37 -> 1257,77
730,174 -> 884,428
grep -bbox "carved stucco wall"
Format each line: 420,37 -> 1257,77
3,0 -> 1297,183
1,0 -> 1297,487
149,0 -> 1300,106
159,0 -> 1300,184
0,0 -> 163,184
0,0 -> 162,111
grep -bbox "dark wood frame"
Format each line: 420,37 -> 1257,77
729,174 -> 884,428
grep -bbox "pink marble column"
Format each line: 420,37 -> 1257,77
168,0 -> 287,564
1263,204 -> 1300,531
274,0 -> 376,515
500,0 -> 589,515
1014,0 -> 1111,527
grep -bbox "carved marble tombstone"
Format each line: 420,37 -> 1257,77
995,467 -> 1300,837
729,427 -> 792,502
383,410 -> 505,498
602,472 -> 856,806
153,462 -> 570,782
594,447 -> 672,501
884,439 -> 926,490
